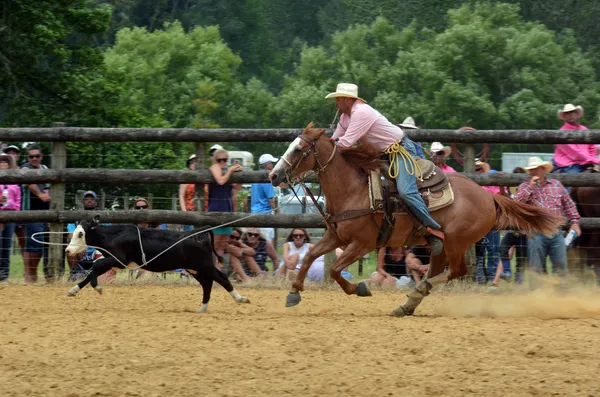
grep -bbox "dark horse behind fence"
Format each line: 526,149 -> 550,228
269,123 -> 563,316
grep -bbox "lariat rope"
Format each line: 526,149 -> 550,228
32,195 -> 297,271
384,141 -> 423,181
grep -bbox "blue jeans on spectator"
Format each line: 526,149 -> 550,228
553,164 -> 587,193
0,222 -> 15,281
476,230 -> 500,284
528,232 -> 567,276
499,231 -> 528,284
183,225 -> 194,232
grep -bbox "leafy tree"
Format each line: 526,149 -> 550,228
0,0 -> 121,127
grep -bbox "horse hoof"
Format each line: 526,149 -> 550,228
357,281 -> 372,297
388,306 -> 414,317
286,292 -> 301,307
94,286 -> 103,295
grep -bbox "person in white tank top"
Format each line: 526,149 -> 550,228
278,228 -> 314,278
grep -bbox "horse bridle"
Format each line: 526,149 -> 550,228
281,134 -> 337,176
280,134 -> 337,224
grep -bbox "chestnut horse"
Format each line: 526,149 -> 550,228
270,124 -> 563,316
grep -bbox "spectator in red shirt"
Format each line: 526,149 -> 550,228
515,157 -> 581,276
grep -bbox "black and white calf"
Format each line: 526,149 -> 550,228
64,216 -> 249,312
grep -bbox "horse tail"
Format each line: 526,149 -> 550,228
492,194 -> 563,236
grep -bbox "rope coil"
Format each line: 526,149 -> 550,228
384,141 -> 423,181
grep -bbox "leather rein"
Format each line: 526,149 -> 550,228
282,135 -> 378,231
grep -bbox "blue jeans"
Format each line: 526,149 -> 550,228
499,231 -> 528,284
553,164 -> 587,174
475,230 -> 500,284
0,222 -> 15,281
183,224 -> 194,232
394,137 -> 441,229
528,232 -> 567,275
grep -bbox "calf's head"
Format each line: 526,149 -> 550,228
65,215 -> 100,256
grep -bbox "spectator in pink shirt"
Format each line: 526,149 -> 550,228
429,142 -> 456,173
0,154 -> 21,281
553,104 -> 599,174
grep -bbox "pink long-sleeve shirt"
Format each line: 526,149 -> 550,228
0,184 -> 21,211
439,163 -> 456,173
553,122 -> 599,167
332,101 -> 405,152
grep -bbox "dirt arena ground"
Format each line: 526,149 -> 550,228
2,282 -> 600,397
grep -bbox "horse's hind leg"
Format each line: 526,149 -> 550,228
330,242 -> 371,296
390,249 -> 449,317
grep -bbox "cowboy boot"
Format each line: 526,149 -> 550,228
426,227 -> 445,256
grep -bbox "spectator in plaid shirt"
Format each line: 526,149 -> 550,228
515,157 -> 581,276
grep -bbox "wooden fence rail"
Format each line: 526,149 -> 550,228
1,127 -> 600,143
2,169 -> 600,186
2,210 -> 600,230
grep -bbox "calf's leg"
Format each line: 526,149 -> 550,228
66,258 -> 120,297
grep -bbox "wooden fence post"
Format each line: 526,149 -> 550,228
323,249 -> 336,283
463,143 -> 477,280
99,189 -> 106,210
48,122 -> 66,281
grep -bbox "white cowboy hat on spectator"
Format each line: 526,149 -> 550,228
209,144 -> 223,151
430,142 -> 451,158
523,156 -> 553,173
399,117 -> 418,129
557,104 -> 584,121
258,153 -> 279,165
186,154 -> 197,167
325,83 -> 366,103
4,145 -> 19,153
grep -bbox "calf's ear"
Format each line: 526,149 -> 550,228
92,215 -> 101,227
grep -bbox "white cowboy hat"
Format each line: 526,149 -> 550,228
523,156 -> 553,173
325,83 -> 366,103
430,142 -> 451,158
557,104 -> 584,121
399,117 -> 418,129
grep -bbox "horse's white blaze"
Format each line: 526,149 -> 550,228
65,225 -> 87,256
271,137 -> 301,179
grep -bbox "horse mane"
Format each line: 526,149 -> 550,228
340,140 -> 382,173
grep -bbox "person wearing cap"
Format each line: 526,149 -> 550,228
429,142 -> 456,173
515,156 -> 581,277
251,154 -> 279,247
553,104 -> 599,174
209,144 -> 224,161
0,154 -> 21,282
398,117 -> 425,159
326,83 -> 445,254
65,191 -> 113,282
4,145 -> 20,164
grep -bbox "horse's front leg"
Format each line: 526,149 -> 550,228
286,231 -> 341,307
330,242 -> 371,296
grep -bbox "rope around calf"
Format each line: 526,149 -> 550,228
31,195 -> 298,271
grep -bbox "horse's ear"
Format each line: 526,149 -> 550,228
304,121 -> 315,131
304,121 -> 326,138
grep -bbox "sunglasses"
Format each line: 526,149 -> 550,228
229,235 -> 241,240
134,205 -> 148,209
247,232 -> 260,238
292,234 -> 305,238
216,158 -> 228,163
28,154 -> 41,159
435,151 -> 446,156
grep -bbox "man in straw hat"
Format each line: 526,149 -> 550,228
398,117 -> 425,158
326,83 -> 445,254
554,103 -> 599,174
429,142 -> 456,173
514,156 -> 581,276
